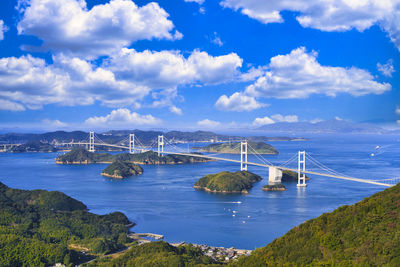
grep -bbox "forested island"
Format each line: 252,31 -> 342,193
194,171 -> 262,194
281,170 -> 310,182
262,184 -> 287,191
56,148 -> 210,165
197,141 -> 278,154
8,141 -> 58,153
101,160 -> 144,179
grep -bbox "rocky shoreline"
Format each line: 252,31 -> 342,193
193,185 -> 249,194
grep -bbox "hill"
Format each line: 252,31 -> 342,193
0,181 -> 133,266
231,183 -> 400,266
9,141 -> 58,152
198,141 -> 278,154
101,160 -> 144,178
56,148 -> 113,164
194,171 -> 262,194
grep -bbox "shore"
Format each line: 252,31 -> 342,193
193,185 -> 249,194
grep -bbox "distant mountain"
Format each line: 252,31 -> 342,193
257,119 -> 389,134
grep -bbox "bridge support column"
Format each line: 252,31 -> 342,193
240,141 -> 247,171
129,134 -> 135,154
89,131 -> 95,152
297,151 -> 307,187
158,135 -> 164,156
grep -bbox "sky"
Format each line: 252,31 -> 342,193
0,0 -> 399,132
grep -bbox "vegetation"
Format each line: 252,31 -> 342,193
194,171 -> 262,193
0,182 -> 133,266
262,184 -> 286,191
281,170 -> 310,182
231,183 -> 400,266
85,241 -> 220,267
101,160 -> 143,178
9,141 -> 58,153
56,148 -> 210,165
199,141 -> 278,154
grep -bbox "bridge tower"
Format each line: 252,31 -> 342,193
297,151 -> 307,187
129,134 -> 135,154
89,131 -> 95,152
240,141 -> 247,171
158,135 -> 164,156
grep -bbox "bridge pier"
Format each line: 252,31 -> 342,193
158,135 -> 164,156
297,151 -> 307,187
129,134 -> 135,154
240,141 -> 247,171
89,131 -> 95,152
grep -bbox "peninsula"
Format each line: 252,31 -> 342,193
194,171 -> 262,194
56,148 -> 211,165
198,141 -> 278,154
101,160 -> 144,179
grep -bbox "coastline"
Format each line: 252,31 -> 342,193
193,185 -> 249,194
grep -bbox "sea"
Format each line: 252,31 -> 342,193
0,133 -> 399,250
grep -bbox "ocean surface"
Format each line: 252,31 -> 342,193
0,134 -> 399,250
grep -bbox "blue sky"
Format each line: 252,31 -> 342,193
0,0 -> 399,132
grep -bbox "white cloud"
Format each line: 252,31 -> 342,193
397,120 -> 400,124
334,116 -> 343,121
310,118 -> 323,124
0,48 -> 242,111
220,0 -> 400,50
197,119 -> 221,128
377,59 -> 395,77
396,106 -> 400,115
184,0 -> 205,4
252,114 -> 298,126
17,0 -> 181,58
85,108 -> 161,126
211,32 -> 223,46
252,116 -> 274,126
42,119 -> 68,127
271,114 -> 298,123
0,20 -> 8,41
0,99 -> 25,111
245,47 -> 391,99
215,92 -> 266,111
169,105 -> 183,115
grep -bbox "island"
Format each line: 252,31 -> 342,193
197,141 -> 278,154
281,170 -> 310,182
9,141 -> 58,152
56,148 -> 211,165
262,184 -> 287,191
101,160 -> 144,179
194,171 -> 262,194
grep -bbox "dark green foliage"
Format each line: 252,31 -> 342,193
9,141 -> 58,153
102,160 -> 143,178
56,148 -> 113,163
57,149 -> 209,165
86,241 -> 220,267
231,183 -> 400,266
200,141 -> 278,154
194,171 -> 262,193
281,170 -> 310,182
0,182 -> 132,266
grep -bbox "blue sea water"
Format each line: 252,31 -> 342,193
0,134 -> 399,250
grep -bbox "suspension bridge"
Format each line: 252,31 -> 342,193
57,132 -> 400,188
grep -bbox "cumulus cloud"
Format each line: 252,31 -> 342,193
220,0 -> 400,50
17,0 -> 181,58
0,99 -> 25,111
197,119 -> 221,128
184,0 -> 205,4
0,20 -> 8,41
85,108 -> 161,126
377,59 -> 395,77
245,47 -> 391,99
0,48 -> 243,111
215,92 -> 266,111
396,106 -> 400,115
169,105 -> 183,115
211,32 -> 223,46
252,114 -> 298,126
42,119 -> 68,127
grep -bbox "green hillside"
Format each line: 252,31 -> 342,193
0,182 -> 132,266
194,171 -> 262,193
56,148 -> 113,163
199,141 -> 278,154
231,183 -> 400,266
9,141 -> 58,153
101,160 -> 143,178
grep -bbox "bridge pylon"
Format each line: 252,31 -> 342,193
158,135 -> 164,156
297,151 -> 307,187
129,134 -> 135,154
89,131 -> 95,152
240,141 -> 247,171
